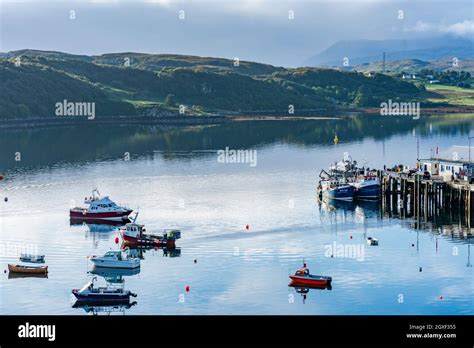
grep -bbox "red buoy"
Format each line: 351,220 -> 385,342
245,224 -> 249,230
0,175 -> 3,181
350,235 -> 353,239
439,295 -> 443,300
185,285 -> 190,292
115,237 -> 119,244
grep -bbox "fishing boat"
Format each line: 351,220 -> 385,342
352,175 -> 381,200
319,179 -> 355,201
8,264 -> 48,274
289,263 -> 332,287
19,254 -> 45,263
119,223 -> 181,248
72,277 -> 137,303
88,250 -> 140,269
70,189 -> 133,222
367,237 -> 379,246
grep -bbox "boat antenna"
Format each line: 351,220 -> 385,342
132,210 -> 139,223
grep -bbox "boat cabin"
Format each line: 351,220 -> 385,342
123,223 -> 145,238
295,268 -> 310,276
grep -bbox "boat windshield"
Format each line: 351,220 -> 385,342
80,281 -> 93,292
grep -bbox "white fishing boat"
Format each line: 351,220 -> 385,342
88,250 -> 140,269
70,189 -> 133,222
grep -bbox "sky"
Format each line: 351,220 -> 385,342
0,0 -> 473,67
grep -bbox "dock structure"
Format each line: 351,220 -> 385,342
376,171 -> 474,227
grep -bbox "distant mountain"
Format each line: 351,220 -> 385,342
355,58 -> 474,74
304,37 -> 474,67
0,50 -> 431,118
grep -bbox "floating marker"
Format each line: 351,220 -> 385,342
439,295 -> 443,300
4,197 -> 8,202
419,267 -> 422,272
193,259 -> 197,263
411,244 -> 415,247
115,237 -> 119,244
185,285 -> 190,292
0,175 -> 3,180
245,224 -> 249,230
350,235 -> 353,239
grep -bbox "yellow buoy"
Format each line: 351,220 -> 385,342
334,133 -> 339,145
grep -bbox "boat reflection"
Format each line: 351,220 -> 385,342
72,301 -> 137,315
122,243 -> 182,259
70,219 -> 130,229
318,198 -> 380,226
289,283 -> 332,304
90,266 -> 141,283
8,272 -> 48,279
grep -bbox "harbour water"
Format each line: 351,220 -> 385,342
0,114 -> 472,315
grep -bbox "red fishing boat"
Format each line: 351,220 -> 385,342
70,189 -> 133,222
289,263 -> 332,287
119,223 -> 181,248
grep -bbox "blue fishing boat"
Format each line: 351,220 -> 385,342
352,175 -> 381,200
320,179 -> 355,201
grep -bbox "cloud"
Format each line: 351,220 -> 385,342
407,20 -> 474,37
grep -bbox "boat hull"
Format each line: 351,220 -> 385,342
120,231 -> 176,248
72,290 -> 132,303
322,185 -> 355,201
70,209 -> 133,221
8,264 -> 48,274
289,275 -> 332,287
89,258 -> 140,269
354,183 -> 380,200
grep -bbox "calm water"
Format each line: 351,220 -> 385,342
0,115 -> 473,315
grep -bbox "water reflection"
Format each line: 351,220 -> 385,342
289,284 -> 332,304
1,114 -> 473,170
72,301 -> 137,315
124,244 -> 182,259
8,273 -> 48,280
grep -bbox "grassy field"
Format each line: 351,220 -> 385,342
426,84 -> 474,107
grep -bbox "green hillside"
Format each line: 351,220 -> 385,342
356,58 -> 474,74
0,50 -> 433,118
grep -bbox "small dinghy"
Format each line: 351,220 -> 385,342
19,254 -> 45,263
8,264 -> 48,274
89,250 -> 140,269
367,237 -> 379,246
72,277 -> 137,304
289,263 -> 332,287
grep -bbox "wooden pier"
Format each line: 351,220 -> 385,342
377,171 -> 474,227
